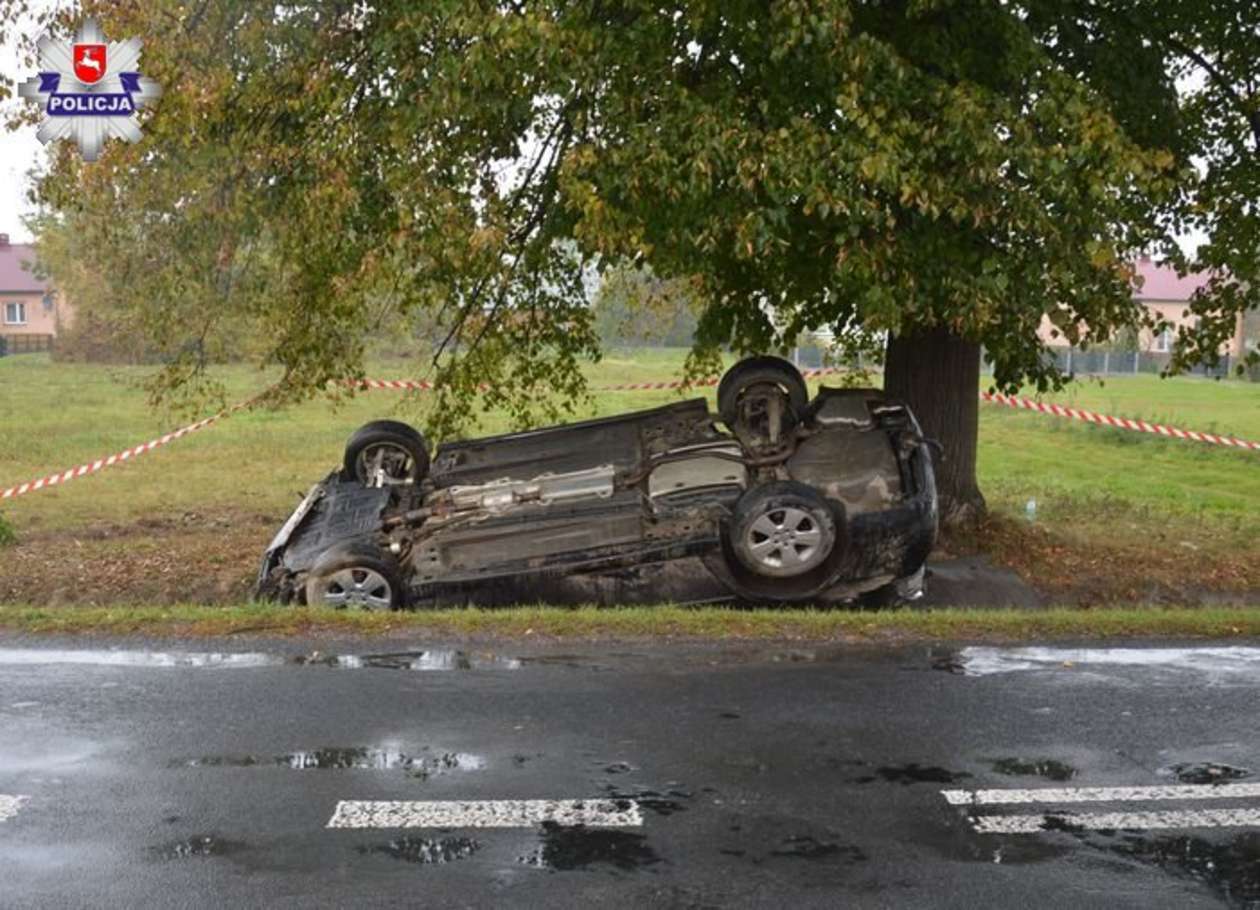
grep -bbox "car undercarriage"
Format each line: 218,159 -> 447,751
257,357 -> 938,609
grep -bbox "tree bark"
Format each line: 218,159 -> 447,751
884,325 -> 987,527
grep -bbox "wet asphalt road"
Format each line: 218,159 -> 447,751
3,637 -> 1260,908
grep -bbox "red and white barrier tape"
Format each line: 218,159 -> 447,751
0,400 -> 252,501
348,378 -> 434,392
351,366 -> 850,394
982,392 -> 1260,451
3,374 -> 1255,501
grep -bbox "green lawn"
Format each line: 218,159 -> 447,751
978,374 -> 1260,548
1,349 -> 1257,555
0,349 -> 727,532
3,603 -> 1260,639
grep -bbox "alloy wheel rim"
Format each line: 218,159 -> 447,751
317,567 -> 393,610
745,506 -> 827,573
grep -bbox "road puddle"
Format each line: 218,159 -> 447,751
151,835 -> 246,860
519,822 -> 661,871
0,649 -> 282,669
0,647 -> 534,671
990,758 -> 1078,782
602,785 -> 692,816
718,820 -> 869,870
517,655 -> 596,669
358,836 -> 480,865
1159,762 -> 1251,785
1105,831 -> 1260,907
983,839 -> 1073,865
925,822 -> 1071,866
769,835 -> 865,862
0,646 -> 588,673
1043,829 -> 1260,906
176,747 -> 485,779
295,649 -> 522,670
850,763 -> 973,785
953,646 -> 1260,683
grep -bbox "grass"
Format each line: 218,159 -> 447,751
2,603 -> 1260,640
1,349 -> 1258,615
978,373 -> 1260,553
0,349 -> 723,532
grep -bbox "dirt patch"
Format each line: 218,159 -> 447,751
942,514 -> 1260,607
1,508 -> 1256,609
0,511 -> 274,606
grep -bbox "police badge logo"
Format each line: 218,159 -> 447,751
18,18 -> 161,162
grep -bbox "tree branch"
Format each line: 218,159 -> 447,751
1160,33 -> 1260,149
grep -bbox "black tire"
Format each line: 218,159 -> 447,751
304,541 -> 406,611
717,356 -> 809,437
728,481 -> 838,579
343,420 -> 429,485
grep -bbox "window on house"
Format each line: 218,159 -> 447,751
3,302 -> 26,325
1153,327 -> 1172,353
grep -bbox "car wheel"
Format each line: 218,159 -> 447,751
304,541 -> 405,611
717,356 -> 809,442
729,481 -> 837,578
343,420 -> 429,486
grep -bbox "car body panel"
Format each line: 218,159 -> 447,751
430,398 -> 717,487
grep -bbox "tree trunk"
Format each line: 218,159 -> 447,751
884,325 -> 986,527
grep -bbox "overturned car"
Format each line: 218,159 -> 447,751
256,357 -> 938,609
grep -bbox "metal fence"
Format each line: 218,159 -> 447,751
0,334 -> 54,356
984,347 -> 1241,379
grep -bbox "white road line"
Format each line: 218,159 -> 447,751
941,782 -> 1260,806
0,795 -> 27,823
971,808 -> 1260,835
326,798 -> 643,830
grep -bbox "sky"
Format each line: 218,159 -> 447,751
0,127 -> 43,243
1,4 -> 51,243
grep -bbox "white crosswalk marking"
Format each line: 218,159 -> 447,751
944,782 -> 1260,834
327,798 -> 643,830
942,782 -> 1260,806
0,795 -> 27,823
972,808 -> 1260,835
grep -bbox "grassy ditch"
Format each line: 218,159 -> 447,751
2,604 -> 1260,640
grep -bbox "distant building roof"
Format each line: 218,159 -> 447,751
0,235 -> 49,293
1133,257 -> 1212,303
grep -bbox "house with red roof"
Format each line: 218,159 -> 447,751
0,233 -> 71,350
1038,258 -> 1248,361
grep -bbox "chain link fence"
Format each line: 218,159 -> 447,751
984,347 -> 1244,380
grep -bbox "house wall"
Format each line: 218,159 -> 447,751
1037,300 -> 1243,356
1244,309 -> 1260,354
0,291 -> 62,336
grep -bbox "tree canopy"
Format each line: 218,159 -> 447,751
5,1 -> 1257,438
